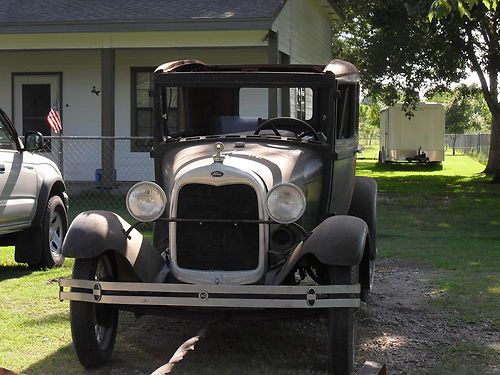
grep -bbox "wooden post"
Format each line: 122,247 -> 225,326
267,30 -> 278,118
101,48 -> 115,189
359,361 -> 387,375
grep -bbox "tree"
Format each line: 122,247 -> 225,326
333,0 -> 500,181
359,101 -> 381,143
430,84 -> 489,154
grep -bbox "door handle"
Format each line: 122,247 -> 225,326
0,164 -> 5,173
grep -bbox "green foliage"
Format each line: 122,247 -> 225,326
429,84 -> 491,134
333,0 -> 469,110
429,0 -> 498,20
334,0 -> 499,176
359,101 -> 381,139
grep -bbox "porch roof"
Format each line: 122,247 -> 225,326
0,0 -> 288,33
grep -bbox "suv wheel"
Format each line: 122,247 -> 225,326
70,255 -> 118,367
28,195 -> 68,269
328,265 -> 358,374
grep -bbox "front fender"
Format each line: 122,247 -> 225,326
274,216 -> 368,284
62,211 -> 167,283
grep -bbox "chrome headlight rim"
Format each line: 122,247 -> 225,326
266,182 -> 306,224
126,181 -> 167,222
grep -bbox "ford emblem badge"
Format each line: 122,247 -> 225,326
211,171 -> 224,177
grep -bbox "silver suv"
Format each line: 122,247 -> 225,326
0,108 -> 68,269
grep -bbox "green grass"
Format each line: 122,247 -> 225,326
358,154 -> 500,373
0,153 -> 498,373
357,155 -> 500,328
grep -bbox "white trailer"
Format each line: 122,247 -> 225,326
379,102 -> 445,163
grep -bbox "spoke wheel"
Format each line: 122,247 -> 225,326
70,255 -> 118,368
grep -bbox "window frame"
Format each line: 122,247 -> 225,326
130,67 -> 155,152
0,110 -> 20,151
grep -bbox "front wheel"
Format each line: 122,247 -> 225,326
70,255 -> 118,368
328,265 -> 358,375
28,195 -> 68,269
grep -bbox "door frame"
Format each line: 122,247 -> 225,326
11,72 -> 63,136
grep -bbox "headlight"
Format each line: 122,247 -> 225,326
266,183 -> 306,224
126,181 -> 167,222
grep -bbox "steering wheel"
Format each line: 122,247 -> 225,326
253,117 -> 320,141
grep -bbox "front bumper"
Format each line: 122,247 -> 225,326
59,279 -> 360,309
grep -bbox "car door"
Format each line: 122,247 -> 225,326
0,110 -> 38,231
329,82 -> 358,215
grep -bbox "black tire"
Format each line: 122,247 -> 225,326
28,195 -> 68,269
70,255 -> 118,368
378,150 -> 385,164
328,265 -> 358,375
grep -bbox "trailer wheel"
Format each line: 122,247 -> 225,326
378,151 -> 385,164
328,265 -> 358,374
70,255 -> 118,368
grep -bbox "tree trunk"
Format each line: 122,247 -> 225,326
484,110 -> 500,183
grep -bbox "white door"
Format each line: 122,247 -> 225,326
13,74 -> 62,166
0,113 -> 37,232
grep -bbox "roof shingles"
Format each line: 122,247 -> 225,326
0,0 -> 285,23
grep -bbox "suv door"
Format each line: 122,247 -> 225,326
0,110 -> 38,232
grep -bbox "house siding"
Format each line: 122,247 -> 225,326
272,0 -> 332,64
0,47 -> 269,182
0,30 -> 268,50
0,0 -> 336,183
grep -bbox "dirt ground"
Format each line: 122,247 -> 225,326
25,258 -> 496,375
356,258 -> 499,374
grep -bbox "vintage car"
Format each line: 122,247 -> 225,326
59,59 -> 377,374
0,108 -> 68,269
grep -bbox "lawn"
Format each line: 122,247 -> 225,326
357,155 -> 500,327
0,153 -> 498,374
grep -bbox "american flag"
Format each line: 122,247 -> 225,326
46,106 -> 62,133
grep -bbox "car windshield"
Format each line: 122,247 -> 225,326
159,85 -> 319,138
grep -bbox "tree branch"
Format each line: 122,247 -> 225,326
463,23 -> 498,113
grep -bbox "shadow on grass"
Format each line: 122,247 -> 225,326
22,311 -> 69,327
23,314 -> 334,375
0,263 -> 32,282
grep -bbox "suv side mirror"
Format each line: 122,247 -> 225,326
25,131 -> 44,151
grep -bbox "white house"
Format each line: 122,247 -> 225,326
0,0 -> 342,182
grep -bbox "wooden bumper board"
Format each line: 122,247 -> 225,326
59,279 -> 360,309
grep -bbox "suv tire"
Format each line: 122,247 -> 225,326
28,195 -> 67,269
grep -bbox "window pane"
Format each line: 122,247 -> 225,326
136,72 -> 152,90
136,109 -> 152,136
137,89 -> 152,108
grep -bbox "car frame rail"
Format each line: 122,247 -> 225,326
59,279 -> 360,309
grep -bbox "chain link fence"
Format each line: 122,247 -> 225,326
35,136 -> 154,222
445,133 -> 490,163
32,134 -> 489,222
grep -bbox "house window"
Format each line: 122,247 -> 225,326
294,87 -> 313,120
131,68 -> 154,152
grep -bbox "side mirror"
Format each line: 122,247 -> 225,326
25,131 -> 44,151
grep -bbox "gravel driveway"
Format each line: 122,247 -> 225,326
356,258 -> 499,374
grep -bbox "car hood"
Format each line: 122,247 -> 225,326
161,140 -> 326,191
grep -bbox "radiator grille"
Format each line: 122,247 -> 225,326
175,183 -> 259,271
